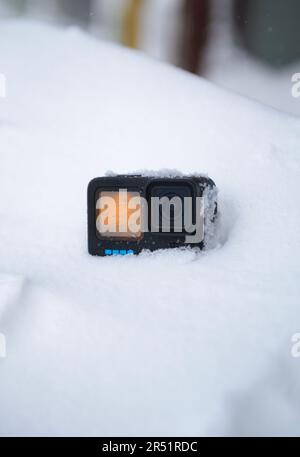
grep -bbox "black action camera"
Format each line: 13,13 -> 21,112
87,174 -> 217,256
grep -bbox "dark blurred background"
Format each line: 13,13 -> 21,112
1,0 -> 299,116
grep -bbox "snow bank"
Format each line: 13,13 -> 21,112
0,20 -> 300,436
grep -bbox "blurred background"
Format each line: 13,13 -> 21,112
0,0 -> 299,116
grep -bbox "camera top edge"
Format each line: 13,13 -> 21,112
88,174 -> 216,190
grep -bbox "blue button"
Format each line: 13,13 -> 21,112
120,250 -> 127,255
112,250 -> 119,255
127,250 -> 135,255
104,249 -> 112,255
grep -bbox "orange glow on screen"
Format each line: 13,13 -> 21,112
96,191 -> 142,238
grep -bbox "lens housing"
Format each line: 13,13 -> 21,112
147,181 -> 194,234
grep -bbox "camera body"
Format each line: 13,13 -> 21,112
87,173 -> 217,256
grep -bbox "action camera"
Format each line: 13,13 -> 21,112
87,174 -> 217,256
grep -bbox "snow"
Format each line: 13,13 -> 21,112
0,20 -> 300,437
105,169 -> 209,178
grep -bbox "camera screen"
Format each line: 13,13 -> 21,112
96,190 -> 142,239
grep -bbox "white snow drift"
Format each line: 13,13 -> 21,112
0,21 -> 300,436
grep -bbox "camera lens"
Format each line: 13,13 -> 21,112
148,182 -> 193,233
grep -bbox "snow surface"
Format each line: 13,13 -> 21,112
0,20 -> 300,437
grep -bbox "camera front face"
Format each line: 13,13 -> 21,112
88,175 -> 216,256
